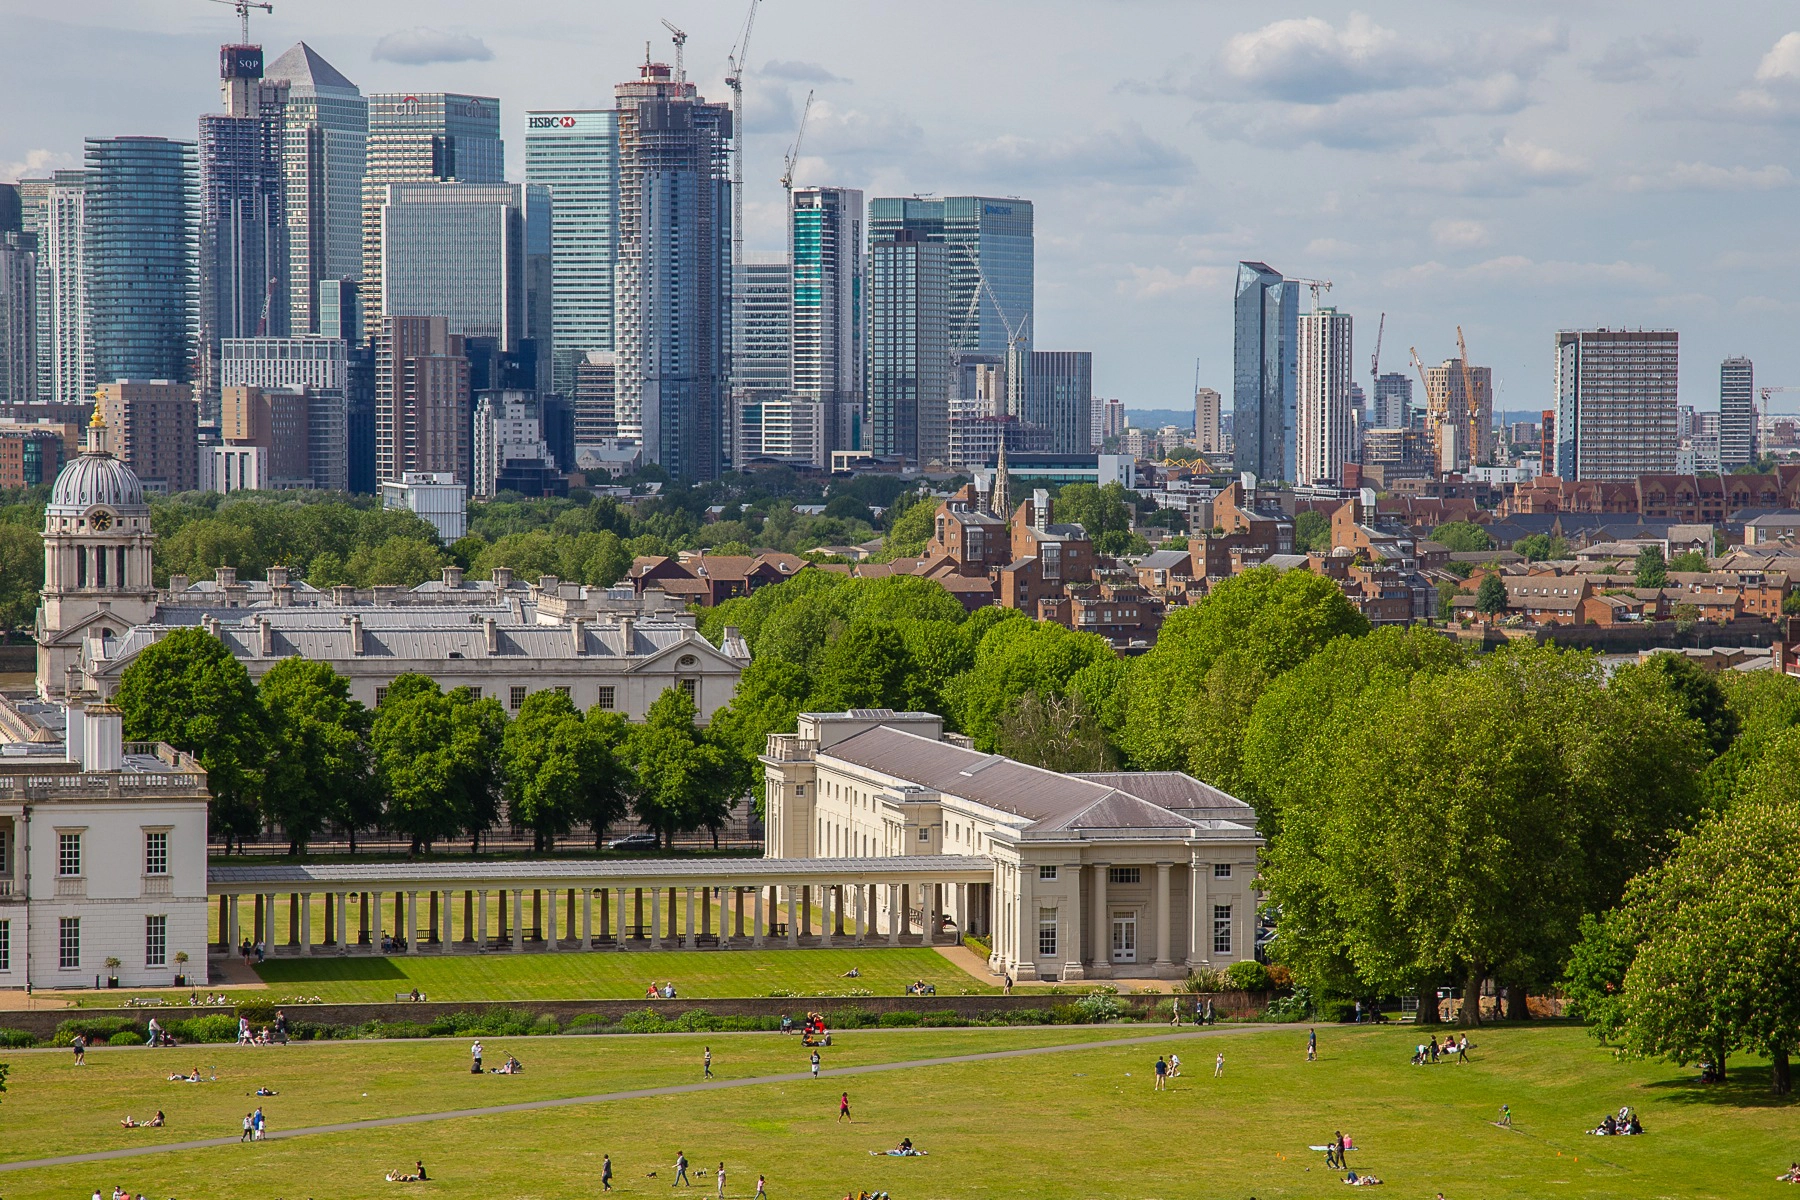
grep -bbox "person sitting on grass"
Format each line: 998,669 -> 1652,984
385,1168 -> 422,1183
492,1054 -> 523,1075
149,1110 -> 164,1127
841,967 -> 860,978
1776,1161 -> 1800,1182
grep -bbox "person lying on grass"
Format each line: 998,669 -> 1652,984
1343,1171 -> 1383,1185
119,1111 -> 164,1128
385,1161 -> 429,1182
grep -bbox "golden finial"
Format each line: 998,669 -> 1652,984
89,390 -> 107,429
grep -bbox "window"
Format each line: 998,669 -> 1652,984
375,686 -> 389,706
1213,905 -> 1233,955
1213,862 -> 1232,879
555,685 -> 571,698
510,685 -> 527,710
919,828 -> 931,842
144,830 -> 168,876
1038,908 -> 1058,956
679,678 -> 697,702
59,917 -> 79,969
596,686 -> 616,710
1038,864 -> 1058,880
0,827 -> 7,873
58,832 -> 81,876
465,686 -> 482,701
1108,866 -> 1140,885
145,915 -> 167,968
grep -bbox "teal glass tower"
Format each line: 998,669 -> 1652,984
85,137 -> 197,386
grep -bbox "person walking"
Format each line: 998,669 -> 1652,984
674,1151 -> 692,1187
1307,1028 -> 1317,1061
1213,1052 -> 1225,1077
72,1033 -> 87,1066
240,1112 -> 254,1143
471,1039 -> 484,1074
839,1092 -> 851,1122
602,1154 -> 613,1192
716,1163 -> 727,1199
1153,1056 -> 1168,1091
755,1176 -> 766,1200
252,1107 -> 265,1140
1456,1035 -> 1471,1064
1334,1130 -> 1347,1169
704,1047 -> 714,1079
810,1049 -> 820,1079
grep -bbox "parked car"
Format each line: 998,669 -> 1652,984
608,832 -> 659,851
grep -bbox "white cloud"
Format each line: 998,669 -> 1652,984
1755,32 -> 1800,82
959,125 -> 1192,186
1389,255 -> 1667,291
371,28 -> 494,66
1735,33 -> 1800,116
1622,162 -> 1792,192
1584,32 -> 1699,83
1430,218 -> 1491,248
1115,263 -> 1236,300
1496,137 -> 1588,183
1,147 -> 74,183
760,60 -> 848,84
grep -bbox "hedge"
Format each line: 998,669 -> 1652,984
54,1017 -> 141,1044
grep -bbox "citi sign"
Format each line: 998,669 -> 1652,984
529,116 -> 580,129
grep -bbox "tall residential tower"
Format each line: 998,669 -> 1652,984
1232,261 -> 1298,482
1720,356 -> 1755,471
85,138 -> 197,387
1553,329 -> 1679,481
1294,307 -> 1354,486
789,186 -> 864,463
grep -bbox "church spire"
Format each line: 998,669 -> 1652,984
991,435 -> 1012,520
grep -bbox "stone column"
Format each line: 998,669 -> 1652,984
854,885 -> 866,946
786,887 -> 799,947
800,886 -> 812,938
928,883 -> 943,946
226,895 -> 239,951
955,882 -> 968,946
752,887 -> 765,948
426,893 -> 438,945
511,890 -> 525,951
1154,862 -> 1173,976
651,887 -> 663,949
442,890 -> 454,949
684,888 -> 697,950
1189,856 -> 1209,968
299,894 -> 312,955
820,887 -> 835,947
406,892 -> 419,955
478,891 -> 489,952
1063,864 -> 1085,980
545,887 -> 560,951
582,888 -> 594,950
616,888 -> 628,949
716,887 -> 731,949
288,893 -> 301,947
1089,863 -> 1111,978
887,884 -> 901,946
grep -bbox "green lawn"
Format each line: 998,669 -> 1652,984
245,947 -> 988,1002
2,1022 -> 1797,1198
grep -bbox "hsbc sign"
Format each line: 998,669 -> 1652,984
529,116 -> 580,129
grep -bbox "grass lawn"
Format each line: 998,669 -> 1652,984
242,947 -> 989,1003
2,1022 -> 1798,1198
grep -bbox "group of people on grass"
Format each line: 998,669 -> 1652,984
646,981 -> 680,999
238,1106 -> 268,1141
1589,1106 -> 1645,1136
385,1160 -> 429,1182
1411,1034 -> 1471,1065
117,1110 -> 164,1128
164,1066 -> 214,1083
468,1039 -> 523,1074
236,1012 -> 291,1046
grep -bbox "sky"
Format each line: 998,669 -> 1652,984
4,1 -> 1800,419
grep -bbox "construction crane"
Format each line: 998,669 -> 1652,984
1456,326 -> 1480,466
780,89 -> 814,197
1369,312 -> 1385,393
206,0 -> 272,44
1408,346 -> 1430,397
660,19 -> 687,86
254,274 -> 279,337
1760,386 -> 1800,403
1291,277 -> 1333,309
964,267 -> 1030,415
725,0 -> 761,271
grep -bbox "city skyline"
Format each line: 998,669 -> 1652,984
5,4 -> 1800,416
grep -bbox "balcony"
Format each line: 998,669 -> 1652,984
142,875 -> 172,897
0,878 -> 17,900
55,876 -> 85,898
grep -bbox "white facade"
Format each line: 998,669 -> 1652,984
380,471 -> 467,543
1295,307 -> 1354,486
379,182 -> 524,349
219,336 -> 349,491
472,391 -> 555,499
36,171 -> 92,406
205,443 -> 268,493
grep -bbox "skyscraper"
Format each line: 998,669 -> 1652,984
0,228 -> 35,405
375,314 -> 470,484
24,171 -> 91,405
868,229 -> 949,464
362,92 -> 502,330
220,335 -> 349,491
1294,307 -> 1354,486
197,42 -> 288,420
1720,355 -> 1755,471
1553,329 -> 1679,481
868,196 -> 1033,358
1371,371 -> 1412,430
95,380 -> 199,493
262,44 -> 366,337
86,137 -> 197,386
1232,261 -> 1298,482
1194,387 -> 1222,454
613,60 -> 731,481
378,182 -> 529,349
524,110 -> 618,394
572,350 -> 617,446
729,253 -> 790,463
1026,351 -> 1092,455
789,186 -> 864,460
1424,357 -> 1494,470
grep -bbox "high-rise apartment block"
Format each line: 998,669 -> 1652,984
613,61 -> 731,480
1372,371 -> 1412,430
0,229 -> 35,405
1553,329 -> 1679,481
572,350 -> 618,446
1720,356 -> 1755,471
1194,387 -> 1222,454
24,171 -> 93,406
262,44 -> 366,337
95,380 -> 199,493
1233,261 -> 1298,482
868,196 -> 1033,358
525,110 -> 618,394
1026,351 -> 1093,455
361,93 -> 502,330
206,383 -> 310,491
219,335 -> 349,491
375,315 -> 470,484
473,391 -> 563,499
729,253 -> 790,464
1295,307 -> 1354,486
197,42 -> 288,420
789,186 -> 864,460
86,138 -> 197,387
1425,357 -> 1494,470
868,229 -> 950,465
378,182 -> 530,350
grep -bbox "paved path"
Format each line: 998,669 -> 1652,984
0,1025 -> 1271,1175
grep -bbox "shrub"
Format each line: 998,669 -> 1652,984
1178,968 -> 1227,993
964,935 -> 991,960
169,1014 -> 238,1044
1263,987 -> 1312,1022
568,1014 -> 612,1030
286,1021 -> 349,1041
1003,1008 -> 1050,1026
876,1011 -> 921,1027
108,1030 -> 142,1046
1317,997 -> 1356,1024
1074,992 -> 1123,1022
1265,964 -> 1294,991
55,1017 -> 140,1044
919,1010 -> 964,1027
369,1021 -> 433,1039
617,1009 -> 667,1034
0,1028 -> 36,1048
1048,1003 -> 1086,1025
1225,960 -> 1272,991
828,1007 -> 878,1029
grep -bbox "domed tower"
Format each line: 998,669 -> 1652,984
36,407 -> 158,699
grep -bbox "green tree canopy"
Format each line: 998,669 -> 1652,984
995,691 -> 1115,772
1428,521 -> 1493,552
1293,510 -> 1330,553
1667,549 -> 1708,573
502,690 -> 632,850
115,627 -> 267,850
370,675 -> 506,853
1634,545 -> 1668,589
882,495 -> 937,558
1513,533 -> 1569,562
257,657 -> 373,854
946,618 -> 1115,751
1475,572 -> 1509,615
626,687 -> 735,847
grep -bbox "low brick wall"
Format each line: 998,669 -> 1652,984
0,990 -> 1271,1041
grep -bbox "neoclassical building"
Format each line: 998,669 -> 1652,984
762,710 -> 1263,980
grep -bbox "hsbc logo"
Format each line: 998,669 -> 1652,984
529,116 -> 579,129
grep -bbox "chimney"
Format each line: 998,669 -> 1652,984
493,566 -> 514,588
257,616 -> 274,657
267,565 -> 289,588
332,585 -> 355,605
350,614 -> 365,655
617,615 -> 634,654
484,616 -> 499,655
538,574 -> 558,594
168,573 -> 189,593
571,617 -> 586,655
82,701 -> 123,773
372,585 -> 397,605
443,565 -> 464,587
63,694 -> 86,765
215,565 -> 237,587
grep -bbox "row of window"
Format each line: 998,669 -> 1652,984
1032,863 -> 1235,884
57,830 -> 168,877
49,915 -> 170,971
369,682 -> 695,711
1028,904 -> 1235,956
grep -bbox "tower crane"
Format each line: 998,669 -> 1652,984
1369,312 -> 1385,392
1456,326 -> 1480,465
780,89 -> 814,197
725,0 -> 761,271
964,268 -> 1030,416
206,0 -> 272,44
660,19 -> 687,86
1291,277 -> 1333,309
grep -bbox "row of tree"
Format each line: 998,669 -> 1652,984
115,628 -> 732,854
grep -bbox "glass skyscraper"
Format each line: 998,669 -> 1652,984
868,196 -> 1033,358
378,182 -> 527,351
524,110 -> 618,395
362,93 -> 503,331
1026,350 -> 1092,455
263,43 -> 366,338
730,253 -> 791,463
86,137 -> 197,386
1232,261 -> 1298,483
868,229 -> 949,464
789,186 -> 864,463
21,171 -> 91,405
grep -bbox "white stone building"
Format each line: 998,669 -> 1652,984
762,710 -> 1263,981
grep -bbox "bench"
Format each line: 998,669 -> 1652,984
393,992 -> 428,1002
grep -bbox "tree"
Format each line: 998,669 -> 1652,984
347,537 -> 449,586
1514,533 -> 1569,563
946,618 -> 1115,751
1436,578 -> 1460,621
808,619 -> 917,712
1053,482 -> 1135,544
1613,800 -> 1800,1091
1560,911 -> 1634,1044
0,523 -> 43,631
1785,592 -> 1800,616
1428,521 -> 1493,552
115,627 -> 267,851
1667,549 -> 1708,573
503,690 -> 630,850
883,496 -> 937,558
626,687 -> 734,848
995,691 -> 1115,772
370,675 -> 506,854
1293,510 -> 1330,553
1475,573 -> 1509,616
707,659 -> 810,816
257,657 -> 372,855
1634,545 -> 1668,589
1612,652 -> 1737,758
1702,671 -> 1800,806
